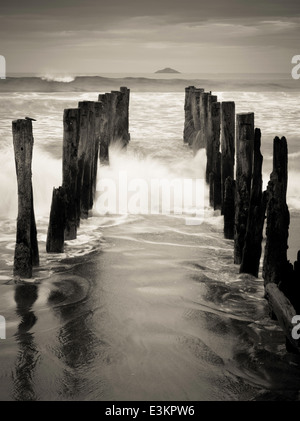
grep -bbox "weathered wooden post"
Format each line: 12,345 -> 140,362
92,101 -> 102,199
109,90 -> 130,148
206,97 -> 218,184
209,173 -> 214,208
120,86 -> 130,145
221,102 -> 235,208
77,101 -> 96,218
62,108 -> 80,240
191,88 -> 204,151
98,93 -> 111,164
213,153 -> 222,210
46,187 -> 65,253
109,91 -> 122,147
223,177 -> 235,239
234,112 -> 254,264
199,92 -> 209,150
240,128 -> 266,277
262,136 -> 290,286
183,86 -> 196,145
12,119 -> 39,278
207,101 -> 222,210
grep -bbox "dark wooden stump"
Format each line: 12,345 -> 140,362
78,101 -> 96,218
46,187 -> 65,253
206,99 -> 219,184
223,176 -> 235,239
98,93 -> 111,165
12,119 -> 39,278
240,128 -> 266,277
62,108 -> 80,240
198,92 -> 209,150
221,102 -> 235,210
263,136 -> 290,286
234,112 -> 254,264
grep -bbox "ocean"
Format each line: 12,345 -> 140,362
0,74 -> 300,401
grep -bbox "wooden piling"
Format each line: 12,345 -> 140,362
44,87 -> 130,254
206,99 -> 219,184
223,177 -> 235,239
92,101 -> 102,198
191,88 -> 205,151
183,86 -> 196,145
209,173 -> 214,208
98,93 -> 111,164
120,86 -> 131,144
262,136 -> 290,286
221,102 -> 235,207
62,108 -> 81,240
46,187 -> 65,253
12,119 -> 39,278
109,90 -> 130,148
234,112 -> 254,264
199,92 -> 209,150
240,128 -> 266,277
78,101 -> 96,218
213,152 -> 222,210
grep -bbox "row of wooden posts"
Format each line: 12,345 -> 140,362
184,86 -> 300,351
12,84 -> 300,351
12,87 -> 130,278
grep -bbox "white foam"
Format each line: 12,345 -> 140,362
0,146 -> 61,219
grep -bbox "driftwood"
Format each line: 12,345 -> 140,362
266,283 -> 300,350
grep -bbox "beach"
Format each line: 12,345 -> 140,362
0,84 -> 300,400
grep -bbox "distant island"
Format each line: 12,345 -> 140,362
155,68 -> 181,74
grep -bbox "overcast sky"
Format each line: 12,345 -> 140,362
1,0 -> 299,75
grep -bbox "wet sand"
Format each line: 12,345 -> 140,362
1,214 -> 300,401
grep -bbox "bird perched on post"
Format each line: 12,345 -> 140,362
25,116 -> 37,121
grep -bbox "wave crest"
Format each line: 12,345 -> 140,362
40,74 -> 75,83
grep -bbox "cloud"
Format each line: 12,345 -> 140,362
1,0 -> 299,73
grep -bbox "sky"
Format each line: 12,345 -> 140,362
0,0 -> 299,75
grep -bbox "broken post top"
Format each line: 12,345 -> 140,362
12,119 -> 34,161
222,101 -> 235,105
12,118 -> 33,130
